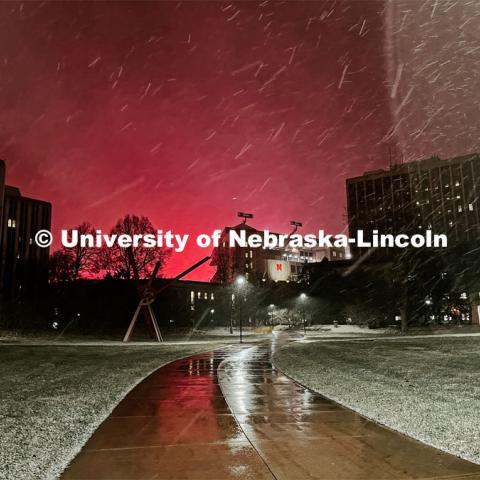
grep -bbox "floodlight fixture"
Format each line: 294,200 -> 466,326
290,220 -> 303,235
238,212 -> 254,224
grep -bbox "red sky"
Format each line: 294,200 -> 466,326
0,1 -> 394,279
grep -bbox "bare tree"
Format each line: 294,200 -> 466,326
62,222 -> 97,280
100,214 -> 169,280
49,250 -> 75,283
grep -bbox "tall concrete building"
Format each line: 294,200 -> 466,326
0,161 -> 4,238
346,154 -> 480,256
0,159 -> 52,298
210,222 -> 346,284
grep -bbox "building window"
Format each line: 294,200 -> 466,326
249,250 -> 253,258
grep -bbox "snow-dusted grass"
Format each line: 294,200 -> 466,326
306,324 -> 389,336
0,342 -> 225,480
274,336 -> 480,464
189,326 -> 272,337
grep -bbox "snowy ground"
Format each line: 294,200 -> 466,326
0,328 -> 271,344
305,324 -> 389,336
0,342 -> 229,480
274,335 -> 480,464
188,326 -> 272,337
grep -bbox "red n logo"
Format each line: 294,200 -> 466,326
276,263 -> 283,271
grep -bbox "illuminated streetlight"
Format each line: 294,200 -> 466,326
299,293 -> 308,336
268,304 -> 275,325
236,276 -> 247,343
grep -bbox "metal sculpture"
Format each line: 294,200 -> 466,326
123,256 -> 211,342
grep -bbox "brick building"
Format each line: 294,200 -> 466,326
210,222 -> 346,284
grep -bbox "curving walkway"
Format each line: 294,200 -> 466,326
63,338 -> 480,479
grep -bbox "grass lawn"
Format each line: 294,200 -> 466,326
274,335 -> 480,464
0,342 -> 227,480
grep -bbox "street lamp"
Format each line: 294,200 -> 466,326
236,276 -> 246,343
425,296 -> 433,324
299,293 -> 307,336
268,304 -> 275,325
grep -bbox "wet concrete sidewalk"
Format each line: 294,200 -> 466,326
63,339 -> 480,479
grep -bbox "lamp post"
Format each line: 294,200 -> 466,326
299,293 -> 307,336
425,296 -> 433,324
268,304 -> 275,325
236,275 -> 246,343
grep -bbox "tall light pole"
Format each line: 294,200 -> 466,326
300,293 -> 307,336
236,275 -> 246,343
238,211 -> 254,224
290,220 -> 303,235
229,297 -> 234,334
268,304 -> 275,325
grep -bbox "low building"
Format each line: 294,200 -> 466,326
48,278 -> 230,332
210,222 -> 346,284
0,159 -> 52,298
